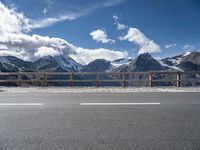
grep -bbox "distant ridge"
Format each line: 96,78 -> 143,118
1,51 -> 200,72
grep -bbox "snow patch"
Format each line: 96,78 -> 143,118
54,55 -> 81,71
111,58 -> 132,67
159,60 -> 183,72
183,51 -> 191,56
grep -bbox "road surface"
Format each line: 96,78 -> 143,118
0,91 -> 200,150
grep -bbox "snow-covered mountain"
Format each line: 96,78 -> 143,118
178,51 -> 200,71
161,52 -> 191,66
0,56 -> 31,72
31,56 -> 65,72
161,51 -> 200,71
1,51 -> 200,73
112,53 -> 165,72
111,58 -> 132,68
31,55 -> 81,72
0,62 -> 19,72
54,55 -> 81,71
0,55 -> 81,72
81,59 -> 111,72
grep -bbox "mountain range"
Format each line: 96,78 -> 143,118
0,51 -> 200,73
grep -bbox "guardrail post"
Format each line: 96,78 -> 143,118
176,72 -> 181,87
17,73 -> 22,86
123,73 -> 126,87
70,73 -> 74,86
96,73 -> 99,87
44,73 -> 48,87
149,73 -> 153,87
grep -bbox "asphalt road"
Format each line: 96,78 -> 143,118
0,92 -> 200,150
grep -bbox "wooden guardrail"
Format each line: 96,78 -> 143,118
0,71 -> 200,87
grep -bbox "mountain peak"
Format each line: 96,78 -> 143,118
129,53 -> 163,72
1,51 -> 200,73
32,55 -> 81,72
112,53 -> 164,72
137,53 -> 152,57
135,53 -> 153,62
81,59 -> 111,72
181,51 -> 200,65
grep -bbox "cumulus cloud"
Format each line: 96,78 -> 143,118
120,27 -> 161,54
0,50 -> 23,59
113,15 -> 160,55
0,44 -> 8,50
69,47 -> 128,64
116,23 -> 126,30
0,33 -> 75,60
35,46 -> 60,58
165,43 -> 177,49
90,29 -> 115,44
113,15 -> 127,30
0,32 -> 126,64
0,2 -> 30,33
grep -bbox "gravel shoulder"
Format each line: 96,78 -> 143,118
1,86 -> 200,93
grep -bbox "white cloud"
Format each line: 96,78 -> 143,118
0,49 -> 21,57
113,15 -> 127,30
29,0 -> 124,30
90,29 -> 115,44
103,0 -> 124,7
116,23 -> 126,30
0,2 -> 30,34
165,43 -> 177,49
25,15 -> 77,31
43,8 -> 48,16
0,33 -> 75,60
113,15 -> 118,20
182,44 -> 195,51
0,1 -> 127,64
0,32 -> 127,64
0,1 -> 124,33
35,46 -> 60,58
70,47 -> 127,65
120,27 -> 161,54
0,44 -> 8,50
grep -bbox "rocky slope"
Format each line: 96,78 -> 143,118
0,55 -> 81,72
81,59 -> 111,72
113,53 -> 165,72
161,51 -> 200,71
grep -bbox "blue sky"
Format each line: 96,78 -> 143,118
0,0 -> 200,63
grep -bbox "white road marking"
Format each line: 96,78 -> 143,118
0,103 -> 44,106
80,103 -> 161,106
